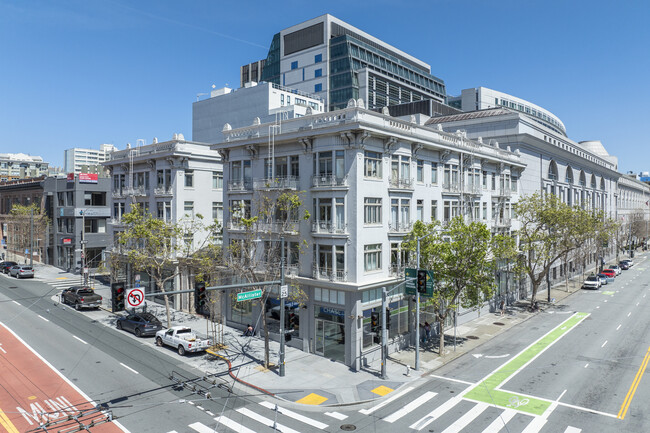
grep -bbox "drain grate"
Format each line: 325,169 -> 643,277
466,335 -> 479,340
340,424 -> 357,431
493,322 -> 505,326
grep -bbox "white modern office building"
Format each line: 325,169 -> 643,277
248,14 -> 450,113
103,135 -> 223,310
212,101 -> 525,369
64,144 -> 117,175
193,81 -> 325,144
0,153 -> 49,181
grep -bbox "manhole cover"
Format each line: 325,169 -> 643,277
493,322 -> 505,326
340,425 -> 357,431
466,335 -> 479,340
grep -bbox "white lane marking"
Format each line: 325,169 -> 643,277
564,427 -> 582,433
521,416 -> 547,433
603,300 -> 608,303
196,406 -> 204,411
627,312 -> 631,317
259,401 -> 328,429
188,401 -> 195,405
555,401 -> 618,418
601,341 -> 608,348
0,346 -> 6,354
383,391 -> 437,423
205,411 -> 214,416
440,402 -> 489,433
189,422 -> 219,433
410,395 -> 462,431
325,411 -> 348,420
644,294 -> 646,298
596,306 -> 600,309
73,335 -> 88,345
359,386 -> 414,415
236,407 -> 299,433
636,302 -> 640,306
12,300 -> 20,305
429,374 -> 475,385
119,362 -> 139,375
167,431 -> 179,433
481,408 -> 517,433
584,363 -> 589,368
38,315 -> 49,322
616,324 -> 622,330
210,418 -> 256,433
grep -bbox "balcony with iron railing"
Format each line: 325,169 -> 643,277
111,190 -> 125,199
311,175 -> 349,188
463,183 -> 482,195
311,221 -> 348,235
442,182 -> 461,193
495,187 -> 512,198
494,217 -> 512,228
257,220 -> 300,235
389,264 -> 406,278
389,177 -> 414,190
388,221 -> 413,233
253,176 -> 299,191
154,186 -> 173,197
227,180 -> 253,192
226,220 -> 247,231
312,266 -> 348,282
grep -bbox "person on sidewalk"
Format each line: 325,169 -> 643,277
424,322 -> 431,344
499,299 -> 505,317
243,324 -> 254,336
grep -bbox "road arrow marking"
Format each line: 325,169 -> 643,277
473,354 -> 483,358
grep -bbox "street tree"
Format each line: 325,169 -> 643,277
1,203 -> 49,262
117,204 -> 221,327
226,188 -> 309,369
403,217 -> 514,355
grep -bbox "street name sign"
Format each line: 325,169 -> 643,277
237,289 -> 262,302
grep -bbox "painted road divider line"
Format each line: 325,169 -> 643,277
12,301 -> 20,306
429,374 -> 474,385
259,401 -> 328,429
359,386 -> 414,415
481,408 -> 517,433
0,408 -> 20,433
73,335 -> 88,345
383,391 -> 437,423
618,346 -> 650,420
601,340 -> 608,348
616,324 -> 621,330
119,363 -> 139,375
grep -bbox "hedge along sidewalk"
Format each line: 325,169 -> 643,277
463,312 -> 590,416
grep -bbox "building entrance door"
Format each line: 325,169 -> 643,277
314,318 -> 345,362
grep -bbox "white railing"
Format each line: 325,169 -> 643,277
388,222 -> 413,233
312,266 -> 347,282
311,221 -> 348,234
227,180 -> 252,192
389,177 -> 414,189
442,182 -> 461,193
154,186 -> 173,196
257,221 -> 300,234
253,176 -> 299,190
311,175 -> 349,188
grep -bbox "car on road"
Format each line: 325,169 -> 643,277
155,326 -> 212,356
116,312 -> 162,337
1,261 -> 17,274
9,265 -> 34,279
601,269 -> 616,278
61,286 -> 103,310
597,273 -> 615,284
618,261 -> 630,270
608,265 -> 622,275
582,275 -> 601,290
621,259 -> 634,267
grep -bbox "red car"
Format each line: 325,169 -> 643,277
601,269 -> 616,278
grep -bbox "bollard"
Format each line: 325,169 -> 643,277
406,365 -> 411,377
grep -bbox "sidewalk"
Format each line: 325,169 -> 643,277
23,255 -> 642,407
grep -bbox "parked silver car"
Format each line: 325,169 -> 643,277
9,265 -> 34,279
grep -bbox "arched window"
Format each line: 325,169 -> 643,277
600,177 -> 605,190
579,170 -> 586,187
548,160 -> 558,180
565,166 -> 574,184
590,174 -> 597,189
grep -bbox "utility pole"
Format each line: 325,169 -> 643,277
279,236 -> 286,377
415,240 -> 421,371
381,287 -> 387,379
29,207 -> 34,266
81,210 -> 87,286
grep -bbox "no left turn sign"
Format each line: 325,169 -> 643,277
127,288 -> 145,308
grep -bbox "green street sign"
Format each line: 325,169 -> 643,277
237,289 -> 262,302
405,268 -> 434,297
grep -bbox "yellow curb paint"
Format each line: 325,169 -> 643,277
0,408 -> 20,433
371,385 -> 394,396
618,346 -> 650,420
55,277 -> 68,280
296,393 -> 328,405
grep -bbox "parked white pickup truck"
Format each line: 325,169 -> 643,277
155,326 -> 212,356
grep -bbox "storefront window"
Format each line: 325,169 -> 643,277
314,306 -> 345,362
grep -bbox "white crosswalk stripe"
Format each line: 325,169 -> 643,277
440,402 -> 489,433
259,401 -> 328,429
410,395 -> 463,431
563,427 -> 581,433
481,408 -> 517,433
359,386 -> 415,415
521,416 -> 547,433
236,407 -> 301,433
324,411 -> 348,420
382,391 -> 437,423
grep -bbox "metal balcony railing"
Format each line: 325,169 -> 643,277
389,177 -> 414,189
311,221 -> 348,235
442,182 -> 461,193
388,222 -> 413,233
227,180 -> 252,192
312,266 -> 348,282
311,175 -> 349,188
463,183 -> 482,195
494,217 -> 512,228
257,221 -> 300,234
253,176 -> 299,190
495,187 -> 512,198
154,186 -> 173,196
389,265 -> 406,277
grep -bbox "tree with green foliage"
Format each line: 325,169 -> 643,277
117,204 -> 221,327
403,217 -> 514,355
2,203 -> 49,262
226,189 -> 310,368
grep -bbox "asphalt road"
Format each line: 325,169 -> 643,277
1,258 -> 648,433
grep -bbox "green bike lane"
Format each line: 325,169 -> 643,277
463,312 -> 590,416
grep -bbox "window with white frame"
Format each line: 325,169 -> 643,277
431,162 -> 438,184
364,151 -> 382,178
314,287 -> 346,305
184,201 -> 194,217
431,200 -> 438,221
212,202 -> 223,221
184,170 -> 194,187
443,200 -> 460,221
443,163 -> 459,187
212,171 -> 223,189
416,160 -> 424,182
364,198 -> 382,224
417,199 -> 424,221
364,244 -> 382,271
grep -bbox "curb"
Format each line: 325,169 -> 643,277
205,348 -> 276,397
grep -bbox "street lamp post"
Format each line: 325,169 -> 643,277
278,236 -> 286,377
30,207 -> 34,267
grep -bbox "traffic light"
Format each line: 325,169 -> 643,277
195,281 -> 207,312
385,308 -> 391,330
111,282 -> 125,312
371,312 -> 380,343
288,312 -> 296,330
417,269 -> 427,293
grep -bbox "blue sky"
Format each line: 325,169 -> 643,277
1,0 -> 648,174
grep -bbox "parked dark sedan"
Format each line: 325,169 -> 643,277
116,312 -> 162,337
619,261 -> 630,270
1,261 -> 17,274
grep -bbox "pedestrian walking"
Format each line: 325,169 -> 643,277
424,322 -> 431,343
499,299 -> 505,317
